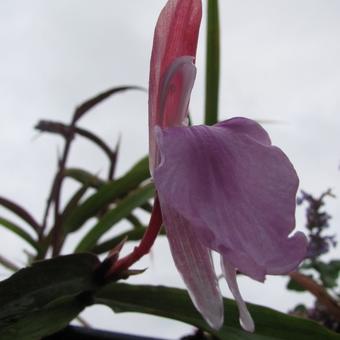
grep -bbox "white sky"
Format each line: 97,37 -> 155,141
0,0 -> 339,338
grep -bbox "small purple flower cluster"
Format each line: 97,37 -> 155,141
298,189 -> 336,259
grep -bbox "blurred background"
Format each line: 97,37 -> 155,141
0,0 -> 339,338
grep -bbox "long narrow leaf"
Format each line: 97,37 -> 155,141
73,86 -> 144,123
91,229 -> 146,255
126,214 -> 144,229
63,156 -> 150,234
40,123 -> 121,181
0,254 -> 19,272
92,226 -> 166,255
204,0 -> 220,125
36,122 -> 116,164
33,186 -> 90,259
46,326 -> 160,340
75,183 -> 154,253
73,126 -> 114,160
0,217 -> 38,250
61,186 -> 89,221
0,197 -> 40,233
64,169 -> 105,189
108,134 -> 120,180
95,283 -> 340,340
140,202 -> 153,213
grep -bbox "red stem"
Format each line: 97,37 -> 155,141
109,197 -> 163,276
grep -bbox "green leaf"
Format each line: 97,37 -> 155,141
64,168 -> 106,189
61,185 -> 89,221
312,260 -> 340,289
292,304 -> 308,313
92,226 -> 166,255
299,261 -> 314,270
0,216 -> 38,251
75,183 -> 155,253
95,283 -> 340,340
204,0 -> 220,125
286,277 -> 310,292
126,214 -> 144,229
0,196 -> 41,232
0,253 -> 98,317
91,228 -> 145,254
0,254 -> 99,339
140,201 -> 153,213
63,156 -> 150,233
0,296 -> 86,340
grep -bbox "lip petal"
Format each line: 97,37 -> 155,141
153,118 -> 307,281
216,117 -> 271,146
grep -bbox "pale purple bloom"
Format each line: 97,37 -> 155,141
149,0 -> 308,332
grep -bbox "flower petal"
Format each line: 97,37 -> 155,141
158,56 -> 196,129
221,257 -> 255,332
216,117 -> 271,146
154,118 -> 308,282
159,200 -> 224,329
151,57 -> 196,173
149,0 -> 202,172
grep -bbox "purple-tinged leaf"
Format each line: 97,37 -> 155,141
73,86 -> 144,123
0,216 -> 38,251
0,196 -> 41,233
36,121 -> 116,166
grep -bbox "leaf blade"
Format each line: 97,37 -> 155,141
73,86 -> 145,123
75,183 -> 155,253
63,156 -> 150,234
204,0 -> 220,125
0,253 -> 100,339
0,216 -> 38,250
92,227 -> 166,255
0,196 -> 41,232
95,283 -> 340,340
64,168 -> 106,189
0,296 -> 86,340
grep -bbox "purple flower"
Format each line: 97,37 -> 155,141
148,0 -> 308,332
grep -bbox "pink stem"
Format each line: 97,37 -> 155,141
108,196 -> 163,276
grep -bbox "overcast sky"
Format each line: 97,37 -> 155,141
0,0 -> 339,338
